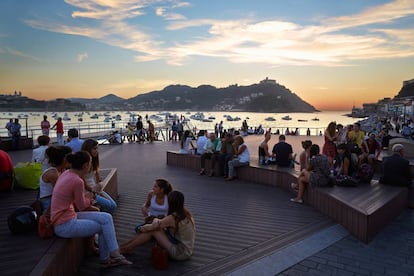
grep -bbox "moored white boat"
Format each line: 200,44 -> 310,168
63,112 -> 71,121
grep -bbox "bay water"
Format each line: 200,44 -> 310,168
1,110 -> 360,139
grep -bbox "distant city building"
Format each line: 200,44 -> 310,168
260,77 -> 276,85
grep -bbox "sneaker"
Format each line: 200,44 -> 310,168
290,198 -> 303,204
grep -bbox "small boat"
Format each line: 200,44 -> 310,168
90,114 -> 99,119
190,112 -> 205,121
202,119 -> 213,122
62,113 -> 71,121
104,117 -> 111,122
281,115 -> 292,120
208,116 -> 216,120
78,117 -> 83,122
297,119 -> 308,122
265,117 -> 276,121
114,114 -> 122,121
226,115 -> 241,121
311,117 -> 320,121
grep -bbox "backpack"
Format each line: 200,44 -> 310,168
357,163 -> 374,183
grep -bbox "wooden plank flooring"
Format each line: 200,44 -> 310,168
77,143 -> 334,275
2,141 -> 335,275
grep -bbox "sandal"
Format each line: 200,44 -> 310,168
101,255 -> 132,268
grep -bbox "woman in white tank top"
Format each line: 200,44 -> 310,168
141,179 -> 173,222
39,145 -> 72,211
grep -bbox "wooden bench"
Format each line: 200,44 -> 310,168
30,168 -> 118,276
166,151 -> 408,243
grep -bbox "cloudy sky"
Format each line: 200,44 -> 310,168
0,0 -> 413,110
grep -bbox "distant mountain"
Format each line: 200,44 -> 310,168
2,79 -> 318,112
69,93 -> 124,104
125,79 -> 317,112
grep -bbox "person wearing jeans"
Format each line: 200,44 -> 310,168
226,135 -> 250,181
51,151 -> 131,268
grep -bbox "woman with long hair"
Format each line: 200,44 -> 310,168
51,151 -> 131,268
120,190 -> 195,261
290,144 -> 331,203
39,145 -> 72,211
81,139 -> 117,213
322,121 -> 337,167
141,179 -> 173,221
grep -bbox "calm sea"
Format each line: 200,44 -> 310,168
1,110 -> 360,138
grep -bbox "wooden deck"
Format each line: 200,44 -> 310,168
2,141 -> 334,275
2,134 -> 412,275
167,150 -> 409,243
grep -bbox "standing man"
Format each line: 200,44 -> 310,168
10,119 -> 21,150
135,116 -> 144,142
51,117 -> 64,145
272,134 -> 293,167
5,119 -> 13,137
41,115 -> 51,136
177,120 -> 184,142
218,121 -> 224,138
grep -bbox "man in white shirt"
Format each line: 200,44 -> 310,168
196,130 -> 208,155
199,133 -> 222,177
32,135 -> 50,172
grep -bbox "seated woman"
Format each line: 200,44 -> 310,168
290,144 -> 330,203
138,179 -> 173,231
51,151 -> 132,268
299,140 -> 312,171
258,132 -> 272,165
225,135 -> 250,181
334,143 -> 357,177
39,146 -> 72,211
81,139 -> 117,214
120,191 -> 195,261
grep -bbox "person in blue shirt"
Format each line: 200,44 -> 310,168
65,128 -> 84,152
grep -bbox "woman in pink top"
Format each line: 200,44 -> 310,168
51,151 -> 131,268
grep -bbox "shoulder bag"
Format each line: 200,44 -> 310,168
38,210 -> 64,239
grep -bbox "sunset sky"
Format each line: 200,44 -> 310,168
1,0 -> 413,111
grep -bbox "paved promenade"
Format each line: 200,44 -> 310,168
5,134 -> 414,275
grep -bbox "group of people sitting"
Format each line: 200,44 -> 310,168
184,130 -> 251,181
30,128 -> 196,268
290,121 -> 412,203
